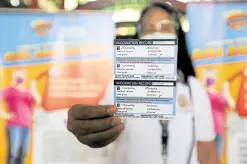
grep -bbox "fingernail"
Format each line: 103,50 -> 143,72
111,117 -> 121,126
117,123 -> 125,131
107,106 -> 117,115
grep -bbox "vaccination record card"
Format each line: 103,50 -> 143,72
114,39 -> 177,120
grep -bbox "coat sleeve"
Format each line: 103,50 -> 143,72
189,77 -> 216,141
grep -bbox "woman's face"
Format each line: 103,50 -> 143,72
204,69 -> 217,87
13,69 -> 26,85
142,7 -> 177,37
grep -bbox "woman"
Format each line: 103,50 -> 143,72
203,69 -> 235,159
0,68 -> 41,164
67,2 -> 219,164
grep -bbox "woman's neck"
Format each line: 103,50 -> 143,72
206,86 -> 217,93
14,84 -> 26,91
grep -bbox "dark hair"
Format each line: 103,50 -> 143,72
137,2 -> 196,83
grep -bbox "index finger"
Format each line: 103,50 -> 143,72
68,104 -> 117,120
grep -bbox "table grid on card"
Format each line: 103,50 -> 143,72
114,39 -> 178,119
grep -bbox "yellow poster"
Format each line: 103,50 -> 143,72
0,10 -> 114,164
187,2 -> 247,163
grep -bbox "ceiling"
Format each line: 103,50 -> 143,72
1,0 -> 186,11
78,0 -> 186,11
27,0 -> 186,13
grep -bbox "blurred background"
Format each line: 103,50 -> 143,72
0,1 -> 246,164
0,0 -> 189,39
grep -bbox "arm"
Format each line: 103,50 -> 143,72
99,80 -> 163,164
30,80 -> 42,105
0,110 -> 13,120
197,141 -> 219,164
222,82 -> 235,110
0,109 -> 9,119
189,77 -> 220,164
0,90 -> 13,120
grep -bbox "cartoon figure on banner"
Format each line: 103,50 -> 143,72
0,68 -> 43,164
203,69 -> 236,159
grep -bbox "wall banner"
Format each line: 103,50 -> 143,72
187,2 -> 247,164
0,10 -> 114,164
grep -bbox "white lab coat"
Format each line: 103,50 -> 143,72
99,76 -> 215,164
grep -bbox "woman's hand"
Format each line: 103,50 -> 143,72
30,80 -> 37,89
222,81 -> 236,110
6,112 -> 14,120
30,80 -> 42,105
197,141 -> 220,164
0,111 -> 14,120
67,104 -> 125,148
222,81 -> 230,94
